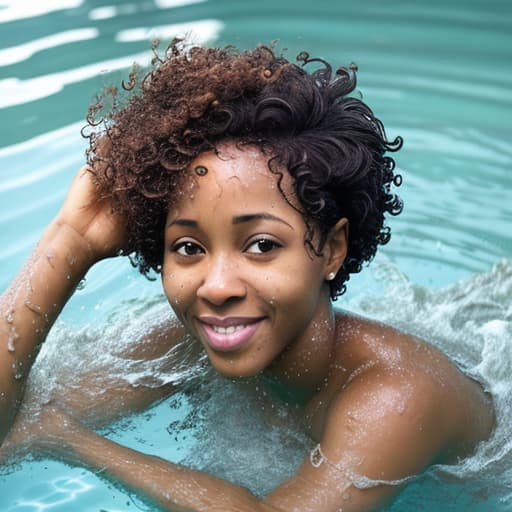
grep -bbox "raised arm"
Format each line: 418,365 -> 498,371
0,165 -> 127,445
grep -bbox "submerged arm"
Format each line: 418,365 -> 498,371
41,410 -> 278,512
32,368 -> 457,512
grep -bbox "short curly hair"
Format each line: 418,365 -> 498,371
85,40 -> 402,299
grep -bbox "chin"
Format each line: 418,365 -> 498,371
209,358 -> 266,379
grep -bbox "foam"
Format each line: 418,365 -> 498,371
6,260 -> 512,507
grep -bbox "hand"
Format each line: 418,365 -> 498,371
55,164 -> 127,262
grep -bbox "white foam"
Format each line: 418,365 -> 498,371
9,259 -> 512,503
349,258 -> 512,497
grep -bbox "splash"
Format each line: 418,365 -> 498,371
3,261 -> 511,509
345,258 -> 512,508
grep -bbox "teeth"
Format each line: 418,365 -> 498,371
211,324 -> 247,335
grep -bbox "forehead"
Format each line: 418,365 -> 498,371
193,144 -> 276,185
178,144 -> 296,206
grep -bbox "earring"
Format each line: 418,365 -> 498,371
326,272 -> 336,281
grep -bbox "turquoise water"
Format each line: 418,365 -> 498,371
0,0 -> 511,510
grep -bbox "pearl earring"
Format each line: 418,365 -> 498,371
326,272 -> 336,281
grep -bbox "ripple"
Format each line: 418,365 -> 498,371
0,29 -> 99,67
0,51 -> 151,108
0,1 -> 510,509
15,475 -> 93,512
115,19 -> 224,44
0,0 -> 83,24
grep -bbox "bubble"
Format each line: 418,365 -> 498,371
76,278 -> 87,291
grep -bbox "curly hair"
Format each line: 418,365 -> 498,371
85,40 -> 402,299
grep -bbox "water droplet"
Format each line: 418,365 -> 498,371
11,360 -> 24,380
76,278 -> 87,291
24,299 -> 42,314
45,250 -> 56,268
396,402 -> 406,415
7,333 -> 16,353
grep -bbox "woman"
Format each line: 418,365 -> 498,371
0,42 -> 494,511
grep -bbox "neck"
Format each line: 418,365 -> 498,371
264,291 -> 336,400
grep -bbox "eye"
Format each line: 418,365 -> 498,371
245,238 -> 282,254
172,241 -> 205,256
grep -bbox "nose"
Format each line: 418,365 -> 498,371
196,254 -> 246,306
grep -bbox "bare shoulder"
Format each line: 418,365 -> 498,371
329,311 -> 495,463
268,314 -> 494,511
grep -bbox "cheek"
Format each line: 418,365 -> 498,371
256,263 -> 324,311
161,267 -> 193,311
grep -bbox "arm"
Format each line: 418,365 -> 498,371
0,165 -> 126,444
31,369 -> 455,512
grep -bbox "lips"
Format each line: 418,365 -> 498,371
197,316 -> 264,351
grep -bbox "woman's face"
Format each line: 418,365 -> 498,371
162,143 -> 345,378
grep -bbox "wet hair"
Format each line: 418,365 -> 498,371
85,40 -> 402,299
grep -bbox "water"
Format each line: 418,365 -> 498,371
0,0 -> 511,510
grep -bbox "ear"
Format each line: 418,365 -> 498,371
323,218 -> 349,280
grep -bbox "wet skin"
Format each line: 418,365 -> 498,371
162,143 -> 347,384
0,142 -> 495,512
161,144 -> 494,456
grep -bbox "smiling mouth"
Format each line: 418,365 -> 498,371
198,317 -> 264,351
211,324 -> 250,335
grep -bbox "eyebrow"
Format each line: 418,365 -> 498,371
165,219 -> 199,229
232,213 -> 293,229
167,213 -> 293,229
167,219 -> 198,228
